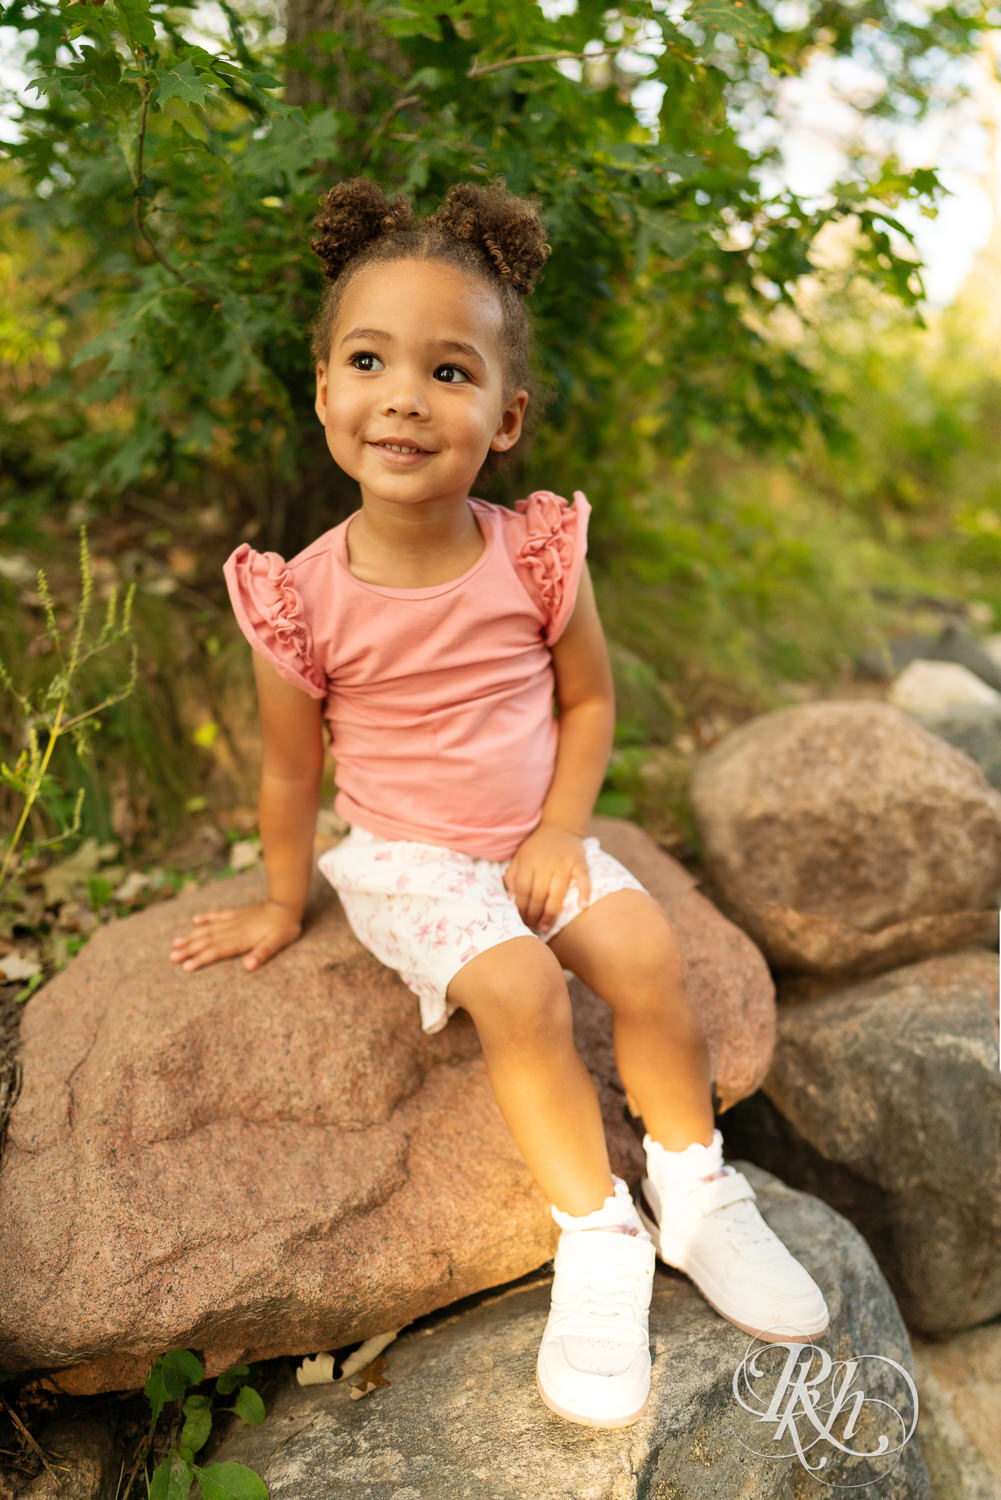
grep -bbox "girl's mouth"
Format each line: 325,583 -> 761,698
371,440 -> 430,454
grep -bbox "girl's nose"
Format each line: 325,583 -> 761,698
383,379 -> 430,419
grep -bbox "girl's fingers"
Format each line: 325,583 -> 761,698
537,872 -> 569,932
572,861 -> 591,908
528,869 -> 559,930
244,936 -> 281,971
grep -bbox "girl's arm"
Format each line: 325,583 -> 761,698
503,565 -> 615,932
171,654 -> 325,972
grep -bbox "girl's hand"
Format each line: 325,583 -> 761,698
504,823 -> 591,934
170,900 -> 302,973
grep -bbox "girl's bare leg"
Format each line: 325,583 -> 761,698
446,937 -> 615,1216
548,890 -> 715,1150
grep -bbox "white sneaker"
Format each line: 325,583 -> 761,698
536,1228 -> 656,1427
638,1146 -> 829,1343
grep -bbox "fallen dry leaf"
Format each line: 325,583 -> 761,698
55,901 -> 99,935
295,1353 -> 336,1387
113,870 -> 153,905
348,1357 -> 390,1400
0,951 -> 42,982
228,839 -> 261,873
40,839 -> 122,906
338,1329 -> 401,1382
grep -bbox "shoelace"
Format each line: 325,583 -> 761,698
713,1200 -> 778,1249
550,1267 -> 651,1334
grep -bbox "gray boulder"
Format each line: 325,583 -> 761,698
917,701 -> 1001,793
10,1416 -> 121,1500
211,1166 -> 930,1499
860,623 -> 1001,694
723,950 -> 1001,1333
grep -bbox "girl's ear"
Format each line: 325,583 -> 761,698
490,389 -> 528,452
314,363 -> 328,423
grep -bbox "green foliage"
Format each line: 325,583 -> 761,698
0,528 -> 136,896
2,0 -> 989,551
141,1349 -> 268,1500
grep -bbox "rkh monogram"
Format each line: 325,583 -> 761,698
731,1338 -> 920,1488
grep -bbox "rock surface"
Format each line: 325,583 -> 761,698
8,1416 -> 121,1500
210,1167 -> 930,1499
0,819 -> 773,1393
862,623 -> 1001,694
889,660 -> 1001,712
689,700 -> 1001,976
917,701 -> 1001,792
910,1320 -> 1001,1500
723,950 -> 1001,1334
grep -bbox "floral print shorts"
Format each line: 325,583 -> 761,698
318,827 -> 646,1035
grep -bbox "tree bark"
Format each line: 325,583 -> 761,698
284,0 -> 407,111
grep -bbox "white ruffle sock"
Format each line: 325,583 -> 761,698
551,1175 -> 648,1235
642,1127 -> 725,1184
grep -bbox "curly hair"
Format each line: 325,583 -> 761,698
309,178 -> 549,395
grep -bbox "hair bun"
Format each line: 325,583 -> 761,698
312,179 -> 414,283
431,182 -> 549,294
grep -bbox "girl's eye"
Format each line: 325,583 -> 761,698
350,352 -> 384,372
434,364 -> 470,384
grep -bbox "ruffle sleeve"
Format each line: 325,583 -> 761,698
512,489 -> 591,645
223,544 -> 328,699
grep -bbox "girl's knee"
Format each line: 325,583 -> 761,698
448,938 -> 571,1044
593,902 -> 683,995
625,916 -> 684,993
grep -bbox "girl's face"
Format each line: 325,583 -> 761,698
315,259 -> 527,512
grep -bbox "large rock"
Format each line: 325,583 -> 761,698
910,1321 -> 1001,1500
889,660 -> 1001,713
861,622 -> 1001,694
917,701 -> 1001,793
0,819 -> 772,1393
210,1167 -> 930,1499
723,950 -> 1001,1333
13,1415 -> 121,1500
690,700 -> 1001,977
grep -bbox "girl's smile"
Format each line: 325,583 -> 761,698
314,260 -> 527,513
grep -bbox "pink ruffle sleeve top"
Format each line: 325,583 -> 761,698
223,490 -> 591,862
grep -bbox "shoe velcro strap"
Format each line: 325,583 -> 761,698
692,1172 -> 756,1216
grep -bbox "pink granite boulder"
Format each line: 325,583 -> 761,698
690,701 -> 1001,977
0,819 -> 772,1393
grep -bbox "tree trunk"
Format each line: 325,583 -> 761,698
284,0 -> 407,111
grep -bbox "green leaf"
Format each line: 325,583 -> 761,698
156,59 -> 212,108
113,0 -> 156,54
149,1453 -> 194,1500
214,1365 -> 251,1396
195,1462 -> 270,1500
685,0 -> 769,49
145,1349 -> 205,1426
595,789 -> 636,818
179,1393 -> 214,1458
232,1386 -> 266,1427
87,874 -> 113,912
159,97 -> 210,144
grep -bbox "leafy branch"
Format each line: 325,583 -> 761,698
0,529 -> 137,897
132,74 -> 215,301
467,42 -> 636,78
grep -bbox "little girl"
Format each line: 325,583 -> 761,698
171,179 -> 827,1428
